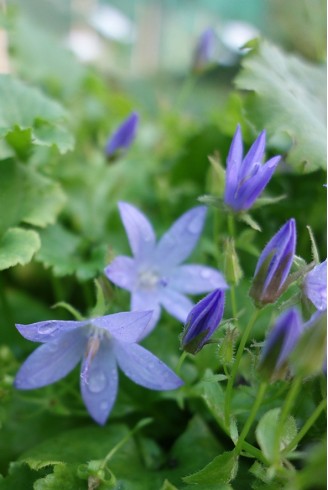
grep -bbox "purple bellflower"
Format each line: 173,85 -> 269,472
249,218 -> 296,306
14,311 -> 183,425
259,308 -> 303,380
105,112 -> 139,158
105,203 -> 228,336
192,28 -> 216,72
303,259 -> 327,311
224,125 -> 281,212
181,289 -> 225,354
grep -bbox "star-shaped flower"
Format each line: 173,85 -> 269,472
224,125 -> 281,212
105,202 -> 228,336
14,311 -> 183,425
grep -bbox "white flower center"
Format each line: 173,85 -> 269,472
137,268 -> 167,290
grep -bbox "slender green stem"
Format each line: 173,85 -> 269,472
224,308 -> 260,427
242,441 -> 269,465
101,418 -> 152,469
273,376 -> 302,465
235,382 -> 267,454
176,73 -> 198,109
282,398 -> 327,456
227,213 -> 236,238
176,351 -> 188,375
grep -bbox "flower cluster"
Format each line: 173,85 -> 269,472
14,120 -> 325,431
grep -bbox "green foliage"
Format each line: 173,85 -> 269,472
255,408 -> 298,463
0,228 -> 40,271
0,4 -> 326,490
0,75 -> 74,154
235,39 -> 326,172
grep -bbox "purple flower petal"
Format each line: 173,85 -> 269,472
105,112 -> 139,157
224,125 -> 280,211
118,202 -> 156,259
225,125 -> 243,205
181,289 -> 225,354
160,288 -> 194,322
80,338 -> 118,425
114,342 -> 183,390
168,264 -> 228,294
91,311 -> 153,343
155,206 -> 207,268
303,259 -> 327,311
131,290 -> 161,337
15,319 -> 88,343
234,155 -> 281,210
240,130 -> 266,180
104,255 -> 137,291
14,330 -> 86,390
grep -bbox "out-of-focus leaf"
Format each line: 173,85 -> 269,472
0,75 -> 74,153
0,462 -> 39,490
235,39 -> 326,172
0,228 -> 40,271
36,223 -> 107,280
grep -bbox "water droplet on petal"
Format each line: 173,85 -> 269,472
201,269 -> 212,279
88,369 -> 107,393
38,323 -> 58,335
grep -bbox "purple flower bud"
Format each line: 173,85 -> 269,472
259,308 -> 303,380
105,112 -> 139,158
303,259 -> 327,311
249,219 -> 296,306
192,28 -> 216,72
224,125 -> 281,212
181,289 -> 225,354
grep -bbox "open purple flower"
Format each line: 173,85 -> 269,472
105,202 -> 228,336
181,289 -> 225,354
259,308 -> 303,380
249,219 -> 296,306
224,125 -> 281,212
105,112 -> 139,158
303,259 -> 327,311
14,311 -> 183,425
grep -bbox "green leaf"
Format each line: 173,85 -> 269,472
0,159 -> 24,234
160,480 -> 178,490
33,465 -> 83,490
0,228 -> 40,271
183,451 -> 238,485
193,370 -> 227,433
21,167 -> 66,228
235,39 -> 326,172
36,223 -> 107,280
238,213 -> 262,232
255,408 -> 298,463
0,462 -> 39,490
0,75 -> 74,153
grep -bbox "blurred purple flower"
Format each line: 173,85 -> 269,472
105,112 -> 139,158
224,125 -> 281,212
193,28 -> 216,72
14,311 -> 183,425
303,259 -> 327,311
105,202 -> 228,336
250,219 -> 296,306
181,289 -> 225,354
259,308 -> 303,379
